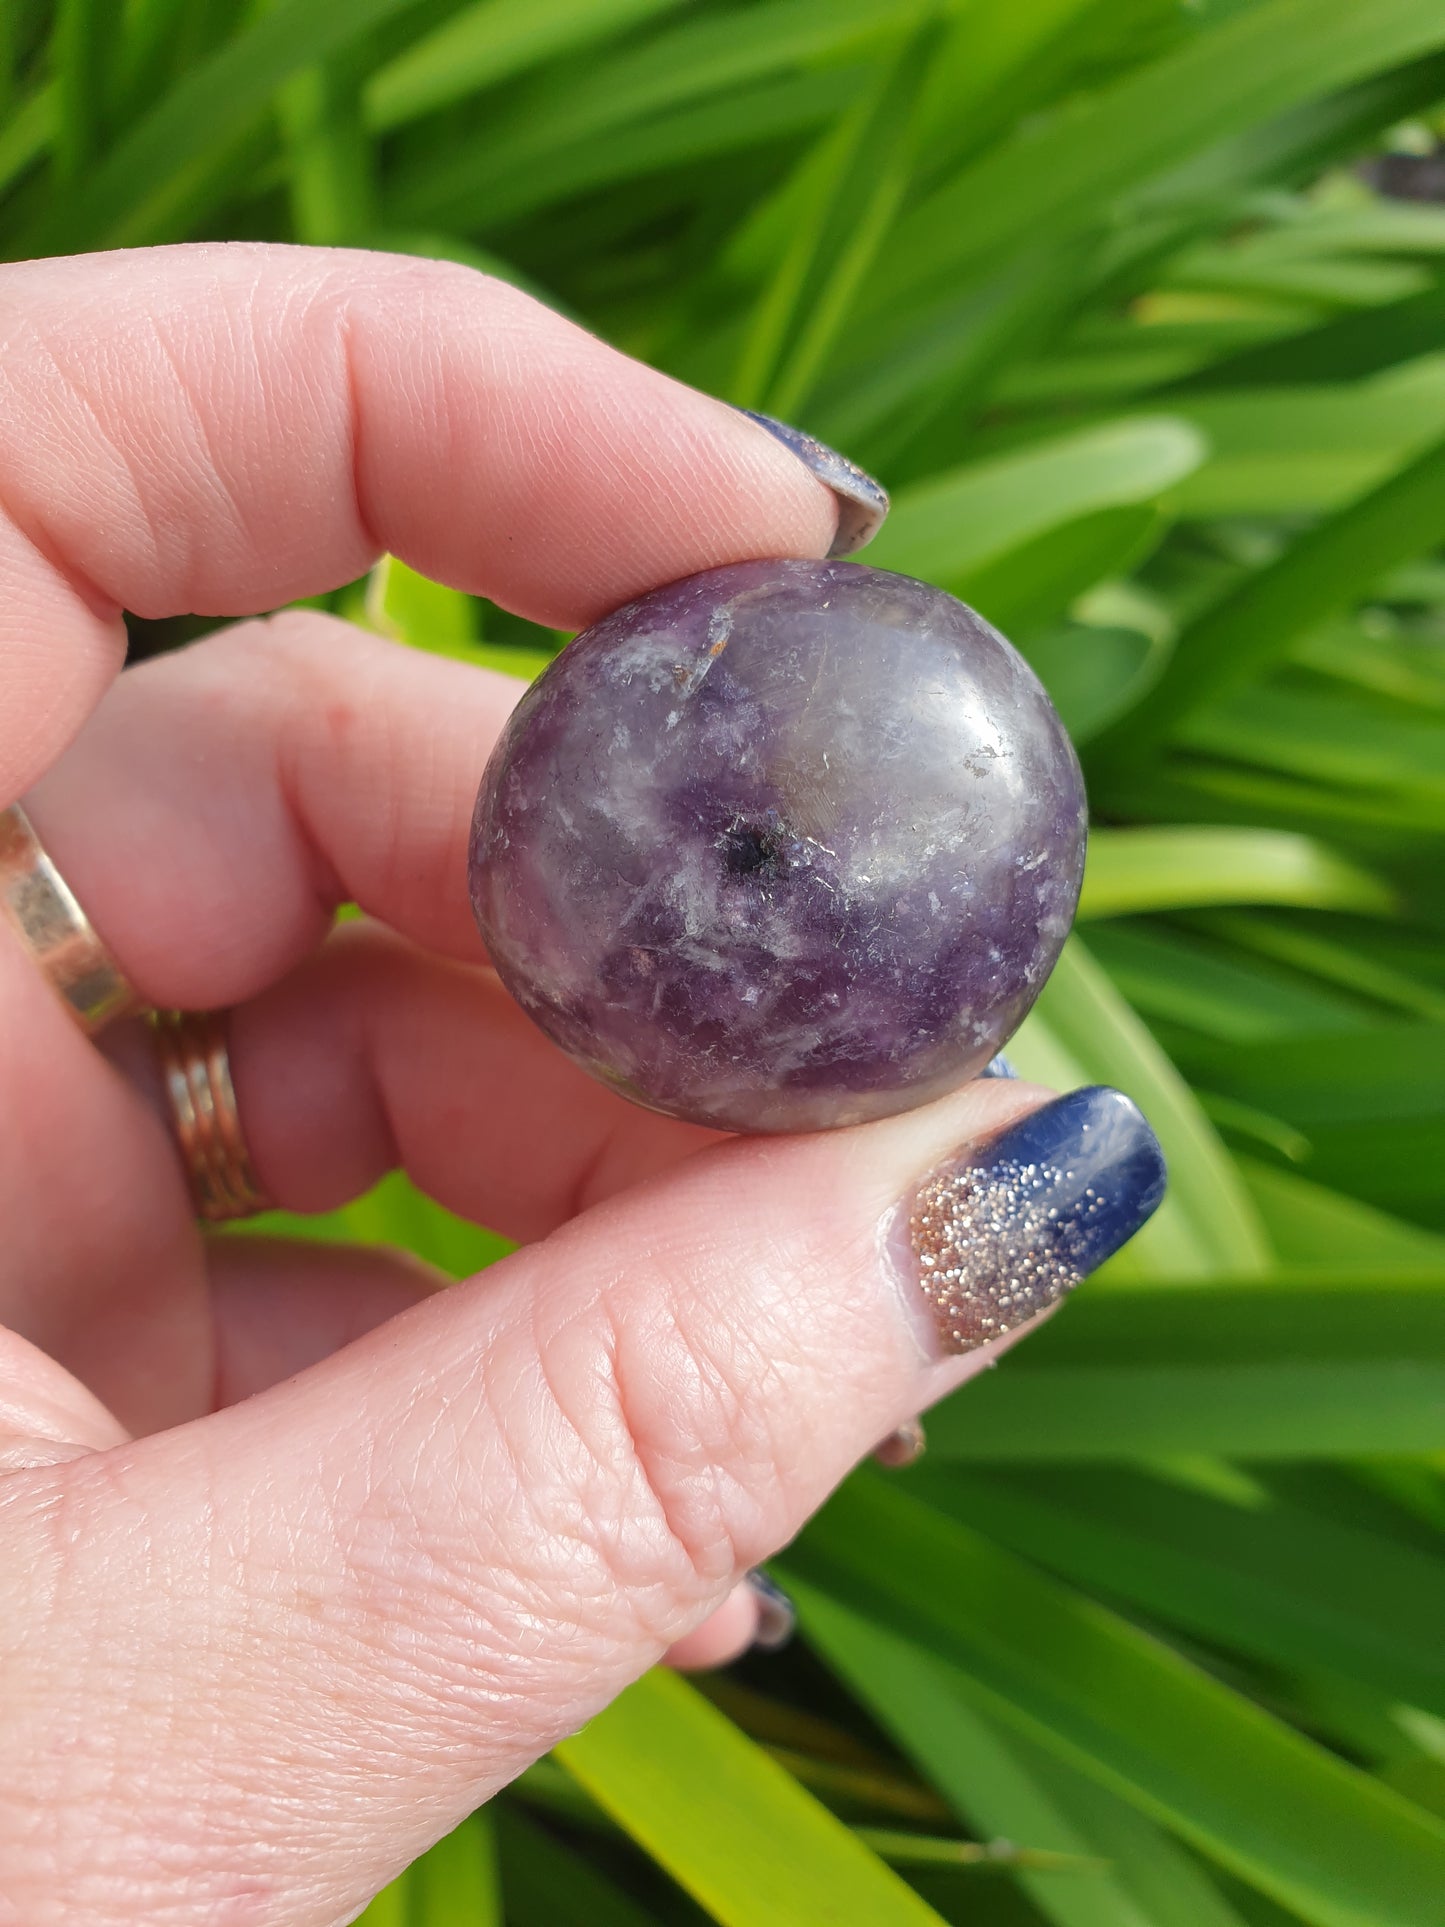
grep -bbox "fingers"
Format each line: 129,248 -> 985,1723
663,1582 -> 765,1671
0,914 -> 709,1433
206,1237 -> 445,1407
0,243 -> 838,799
222,920 -> 713,1237
3,1077 -> 1165,1920
25,613 -> 520,1008
0,1324 -> 129,1470
214,1239 -> 774,1672
0,925 -> 213,1436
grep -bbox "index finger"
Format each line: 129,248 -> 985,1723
0,242 -> 841,800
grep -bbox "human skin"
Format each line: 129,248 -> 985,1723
0,246 -> 1159,1925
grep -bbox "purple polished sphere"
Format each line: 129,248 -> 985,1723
469,558 -> 1086,1133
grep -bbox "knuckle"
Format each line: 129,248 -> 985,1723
323,1243 -> 805,1687
576,1240 -> 806,1590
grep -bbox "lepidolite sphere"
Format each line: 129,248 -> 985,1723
469,558 -> 1086,1133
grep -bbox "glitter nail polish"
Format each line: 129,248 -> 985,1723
736,410 -> 890,557
978,1053 -> 1017,1079
904,1087 -> 1166,1355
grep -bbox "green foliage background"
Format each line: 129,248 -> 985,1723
8,0 -> 1445,1921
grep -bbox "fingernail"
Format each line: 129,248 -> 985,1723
746,1569 -> 796,1652
903,1087 -> 1167,1356
873,1416 -> 927,1469
737,409 -> 889,557
979,1052 -> 1017,1079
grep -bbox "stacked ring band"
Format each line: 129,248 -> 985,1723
0,800 -> 267,1224
0,802 -> 137,1032
151,1008 -> 269,1222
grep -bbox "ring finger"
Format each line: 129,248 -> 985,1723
5,615 -> 723,1426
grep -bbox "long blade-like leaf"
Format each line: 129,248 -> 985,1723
22,0 -> 426,254
878,0 -> 1445,306
787,1475 -> 1445,1927
922,1273 -> 1445,1460
1078,828 -> 1393,920
1100,429 -> 1445,757
557,1669 -> 948,1927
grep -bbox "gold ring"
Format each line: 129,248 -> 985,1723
0,802 -> 139,1034
151,1008 -> 269,1222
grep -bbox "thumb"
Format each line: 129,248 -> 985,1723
4,1078 -> 1163,1923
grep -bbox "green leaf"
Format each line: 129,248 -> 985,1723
1009,940 -> 1274,1279
387,0 -> 894,228
1175,1021 -> 1445,1126
278,54 -> 375,247
556,1668 -> 949,1927
354,1873 -> 409,1925
51,0 -> 113,184
961,502 -> 1166,641
411,1813 -> 502,1923
237,1169 -> 514,1282
919,1464 -> 1445,1723
913,0 -> 1190,184
880,0 -> 1445,306
1201,912 -> 1445,1026
1086,922 -> 1375,1044
364,556 -> 558,678
790,1584 -> 1249,1927
1022,622 -> 1168,744
862,418 -> 1206,593
366,0 -> 687,132
1168,276 -> 1445,391
24,0 -> 426,253
0,81 -> 53,197
366,555 -> 479,655
1167,358 -> 1445,516
1168,1021 -> 1445,1226
731,14 -> 940,418
1176,687 -> 1445,801
1105,429 -> 1445,752
787,1475 -> 1445,1927
392,64 -> 860,232
1239,1156 -> 1445,1268
813,238 -> 1098,455
921,1273 -> 1445,1460
497,1804 -> 663,1927
1077,828 -> 1394,920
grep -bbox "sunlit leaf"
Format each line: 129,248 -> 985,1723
23,0 -> 426,253
864,419 -> 1205,591
1078,827 -> 1393,920
921,1273 -> 1445,1460
788,1477 -> 1445,1927
557,1669 -> 949,1927
1010,940 -> 1274,1279
366,0 -> 687,132
879,0 -> 1445,306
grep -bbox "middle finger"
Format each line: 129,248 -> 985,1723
24,611 -> 525,1013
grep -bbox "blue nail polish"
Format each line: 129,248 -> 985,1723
979,1052 -> 1017,1079
906,1087 -> 1167,1355
737,409 -> 889,557
746,1569 -> 796,1652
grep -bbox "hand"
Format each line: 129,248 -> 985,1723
0,244 -> 1165,1924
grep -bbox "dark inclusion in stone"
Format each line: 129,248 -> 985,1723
469,558 -> 1087,1134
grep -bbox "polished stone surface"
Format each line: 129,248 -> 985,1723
470,558 -> 1087,1132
